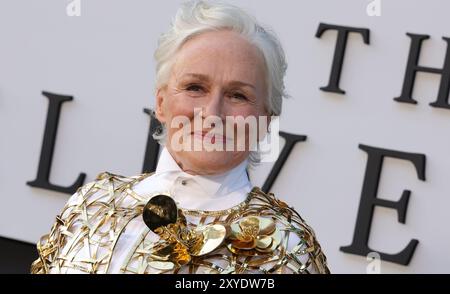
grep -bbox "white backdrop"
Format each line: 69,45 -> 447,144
0,0 -> 449,273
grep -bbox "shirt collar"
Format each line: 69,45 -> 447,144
155,147 -> 250,198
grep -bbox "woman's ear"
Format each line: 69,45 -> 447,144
155,87 -> 167,123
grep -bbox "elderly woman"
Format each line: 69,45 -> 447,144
31,0 -> 329,274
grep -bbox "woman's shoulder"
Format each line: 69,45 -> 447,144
247,187 -> 311,221
243,186 -> 330,273
245,186 -> 315,231
64,171 -> 152,210
31,171 -> 153,274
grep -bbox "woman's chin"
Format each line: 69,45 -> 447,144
179,150 -> 245,174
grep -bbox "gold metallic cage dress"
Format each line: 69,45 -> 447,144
31,171 -> 330,274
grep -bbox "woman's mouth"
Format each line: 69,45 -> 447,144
192,131 -> 228,144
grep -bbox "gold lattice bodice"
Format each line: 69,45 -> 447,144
31,171 -> 330,274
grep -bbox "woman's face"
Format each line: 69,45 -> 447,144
155,30 -> 269,175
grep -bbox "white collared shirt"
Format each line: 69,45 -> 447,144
135,147 -> 252,210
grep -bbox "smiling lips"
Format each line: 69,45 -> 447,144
192,131 -> 228,144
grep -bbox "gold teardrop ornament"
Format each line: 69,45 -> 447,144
142,194 -> 178,231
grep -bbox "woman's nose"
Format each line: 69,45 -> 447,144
202,91 -> 225,119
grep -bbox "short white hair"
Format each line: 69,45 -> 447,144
153,0 -> 288,165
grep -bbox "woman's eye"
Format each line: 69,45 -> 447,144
186,84 -> 204,92
230,92 -> 248,101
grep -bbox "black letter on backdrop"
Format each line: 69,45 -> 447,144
340,144 -> 426,265
262,132 -> 307,193
27,91 -> 86,194
142,108 -> 161,173
394,33 -> 450,109
315,23 -> 370,94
